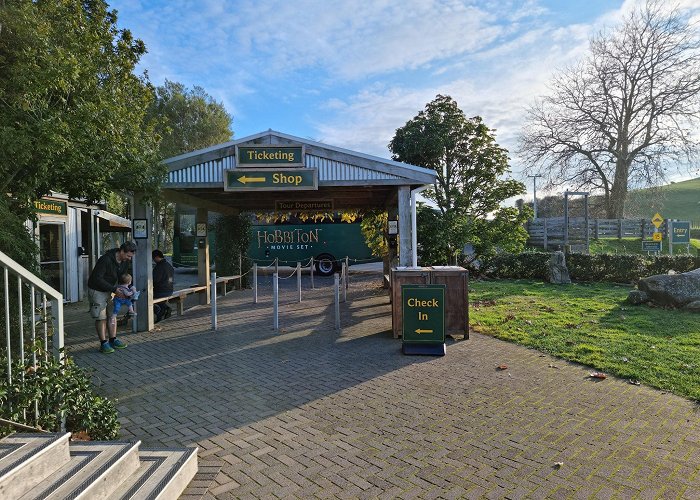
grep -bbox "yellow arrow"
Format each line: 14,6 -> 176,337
238,175 -> 266,184
415,329 -> 433,334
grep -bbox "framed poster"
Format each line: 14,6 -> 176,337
133,219 -> 148,239
196,222 -> 207,237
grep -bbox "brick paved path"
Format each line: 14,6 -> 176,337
64,272 -> 700,499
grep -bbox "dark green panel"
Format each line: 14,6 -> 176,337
237,146 -> 303,165
671,221 -> 690,244
225,168 -> 318,191
402,285 -> 445,344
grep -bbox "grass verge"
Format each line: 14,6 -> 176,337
470,279 -> 700,402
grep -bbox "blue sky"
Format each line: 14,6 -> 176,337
110,0 -> 700,195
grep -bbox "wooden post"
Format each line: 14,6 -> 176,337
618,219 -> 623,239
543,218 -> 548,250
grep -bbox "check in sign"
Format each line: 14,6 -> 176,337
402,285 -> 445,344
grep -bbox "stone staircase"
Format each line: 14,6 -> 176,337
0,433 -> 197,499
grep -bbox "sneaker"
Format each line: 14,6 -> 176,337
100,342 -> 114,354
163,308 -> 172,319
110,338 -> 128,349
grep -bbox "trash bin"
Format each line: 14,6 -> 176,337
429,266 -> 469,339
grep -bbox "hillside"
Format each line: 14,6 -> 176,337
625,177 -> 700,223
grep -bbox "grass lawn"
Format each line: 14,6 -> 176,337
469,279 -> 700,402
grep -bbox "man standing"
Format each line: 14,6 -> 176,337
152,249 -> 174,322
87,241 -> 136,353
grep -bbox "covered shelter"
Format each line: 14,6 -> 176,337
131,130 -> 436,331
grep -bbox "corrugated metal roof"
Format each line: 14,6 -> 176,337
164,130 -> 435,187
166,153 -> 404,185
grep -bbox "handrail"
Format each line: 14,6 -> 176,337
0,250 -> 62,298
1,249 -> 65,428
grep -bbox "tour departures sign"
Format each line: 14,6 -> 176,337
402,284 -> 446,355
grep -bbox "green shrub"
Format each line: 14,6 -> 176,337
0,345 -> 119,440
567,253 -> 647,283
485,252 -> 700,283
482,252 -> 550,280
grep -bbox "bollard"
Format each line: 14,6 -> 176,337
253,263 -> 258,303
341,262 -> 347,303
210,272 -> 217,331
238,253 -> 243,290
334,273 -> 340,332
273,272 -> 279,330
297,262 -> 302,303
275,257 -> 279,276
345,256 -> 349,289
310,256 -> 315,289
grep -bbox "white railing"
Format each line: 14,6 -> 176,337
1,249 -> 65,424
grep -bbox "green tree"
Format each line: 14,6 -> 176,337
518,1 -> 700,218
148,80 -> 233,159
389,95 -> 528,264
147,80 -> 234,251
0,0 -> 164,210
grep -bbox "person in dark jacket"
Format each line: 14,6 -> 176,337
152,249 -> 174,322
88,241 -> 137,353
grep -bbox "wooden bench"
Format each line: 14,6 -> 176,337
214,275 -> 242,296
153,285 -> 208,317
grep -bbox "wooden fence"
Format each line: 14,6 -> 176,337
526,217 -> 672,249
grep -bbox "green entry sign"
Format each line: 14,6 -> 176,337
671,221 -> 691,244
224,168 -> 318,191
402,284 -> 445,344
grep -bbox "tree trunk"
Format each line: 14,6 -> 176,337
607,159 -> 630,218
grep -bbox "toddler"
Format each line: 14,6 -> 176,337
111,273 -> 140,323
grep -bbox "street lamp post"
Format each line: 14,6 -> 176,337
528,175 -> 543,219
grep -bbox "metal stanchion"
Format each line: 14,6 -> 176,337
238,253 -> 243,289
345,256 -> 349,289
297,262 -> 302,302
275,257 -> 278,276
341,262 -> 347,303
253,263 -> 258,303
310,257 -> 315,289
273,272 -> 279,330
334,273 -> 340,332
210,272 -> 217,331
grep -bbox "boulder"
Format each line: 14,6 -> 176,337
637,270 -> 700,308
627,290 -> 649,305
684,300 -> 700,312
548,251 -> 571,284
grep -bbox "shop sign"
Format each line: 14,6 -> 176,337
224,168 -> 317,191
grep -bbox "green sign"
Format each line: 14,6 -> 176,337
237,146 -> 304,166
671,221 -> 691,244
642,240 -> 662,252
402,284 -> 445,344
34,199 -> 67,216
224,168 -> 318,191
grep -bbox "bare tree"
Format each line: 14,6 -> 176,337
518,1 -> 700,218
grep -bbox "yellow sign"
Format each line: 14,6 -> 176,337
651,213 -> 664,228
652,232 -> 662,242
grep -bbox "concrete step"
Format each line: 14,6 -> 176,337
0,433 -> 71,499
18,440 -> 141,499
110,447 -> 198,500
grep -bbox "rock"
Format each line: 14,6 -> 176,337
548,251 -> 571,284
627,290 -> 649,305
638,270 -> 700,307
684,300 -> 700,312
